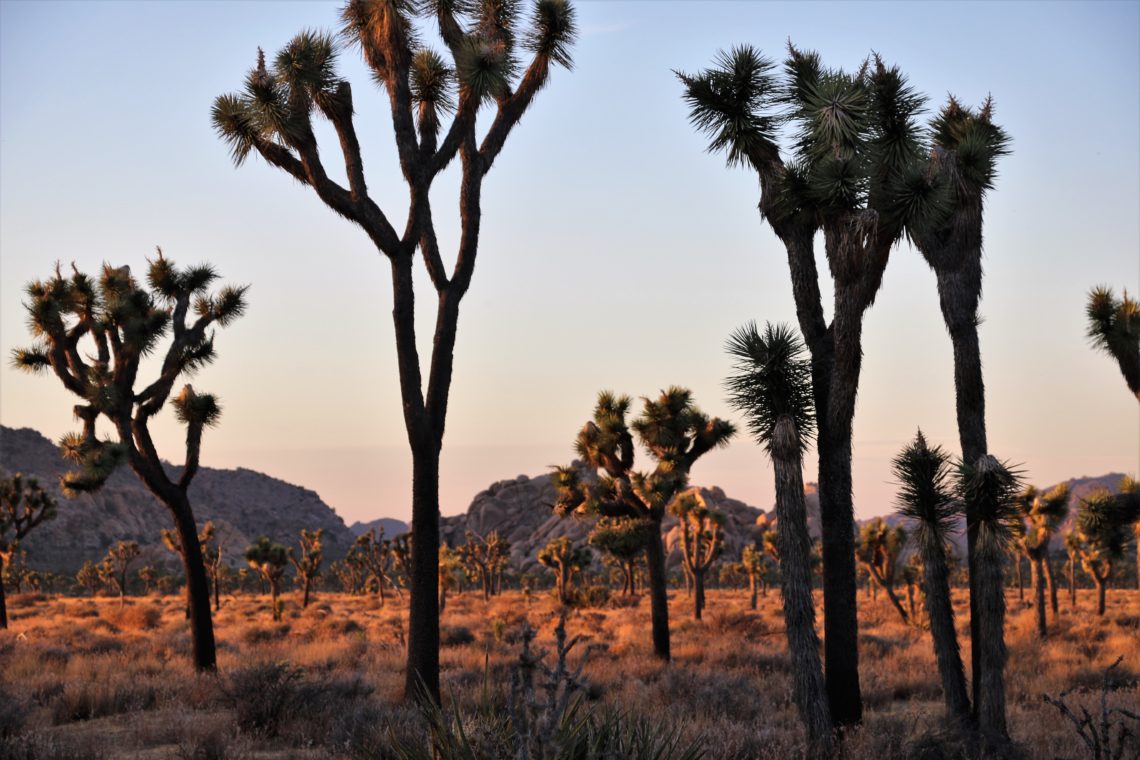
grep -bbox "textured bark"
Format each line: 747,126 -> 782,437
1044,556 -> 1059,618
645,527 -> 671,661
974,537 -> 1008,736
749,573 -> 758,610
170,494 -> 217,672
1094,574 -> 1107,615
921,539 -> 971,719
406,448 -> 442,703
1068,555 -> 1077,608
772,418 -> 834,756
693,569 -> 706,620
1032,556 -> 1047,638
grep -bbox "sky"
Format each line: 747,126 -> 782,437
1,0 -> 1137,527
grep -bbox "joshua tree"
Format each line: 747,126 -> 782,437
332,559 -> 366,595
438,545 -> 463,613
892,431 -> 970,721
741,542 -> 768,609
588,517 -> 650,596
98,541 -> 141,607
900,558 -> 920,621
726,322 -> 832,753
245,537 -> 289,621
1017,484 -> 1070,637
681,46 -> 947,726
0,474 -> 57,629
163,521 -> 224,615
290,529 -> 324,608
955,454 -> 1023,734
671,492 -> 724,620
1086,287 -> 1140,401
855,518 -> 910,624
76,560 -> 102,596
553,388 -> 734,661
138,565 -> 158,595
12,255 -> 246,671
537,537 -> 591,605
459,530 -> 509,601
352,528 -> 401,604
1075,489 -> 1140,615
213,0 -> 578,705
1064,529 -> 1081,608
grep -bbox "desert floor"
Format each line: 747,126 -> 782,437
1,586 -> 1137,759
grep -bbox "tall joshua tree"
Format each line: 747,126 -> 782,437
907,98 -> 1012,730
12,256 -> 246,671
212,0 -> 577,704
1086,287 -> 1140,401
1017,484 -> 1069,637
726,322 -> 832,754
290,528 -> 324,608
245,537 -> 289,621
671,492 -> 724,620
1075,489 -> 1140,615
0,474 -> 58,629
553,388 -> 734,661
892,431 -> 969,721
681,46 -> 941,725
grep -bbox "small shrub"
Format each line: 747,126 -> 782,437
565,585 -> 610,609
0,685 -> 28,739
104,604 -> 162,631
223,661 -> 303,736
442,625 -> 476,647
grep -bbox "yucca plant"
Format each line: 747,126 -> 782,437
244,537 -> 289,621
855,518 -> 910,625
212,0 -> 577,705
537,537 -> 592,605
437,545 -> 462,614
11,255 -> 246,671
1086,286 -> 1140,401
553,387 -> 734,662
740,541 -> 769,609
725,321 -> 832,755
670,493 -> 725,620
352,528 -> 402,605
1016,483 -> 1069,637
459,530 -> 510,601
891,431 -> 969,720
1075,488 -> 1140,615
98,540 -> 140,607
0,474 -> 57,629
955,455 -> 1023,735
680,45 -> 945,726
289,528 -> 324,609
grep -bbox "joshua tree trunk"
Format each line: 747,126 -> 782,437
214,575 -> 221,612
1068,555 -> 1077,608
693,567 -> 706,620
772,417 -> 833,755
170,496 -> 217,672
0,553 -> 7,630
974,535 -> 1008,736
302,579 -> 312,609
863,562 -> 909,625
624,562 -> 635,596
1093,570 -> 1108,615
645,526 -> 671,661
1032,555 -> 1047,638
906,580 -> 916,620
1044,557 -> 1059,618
920,537 -> 971,720
749,573 -> 758,610
407,445 -> 442,703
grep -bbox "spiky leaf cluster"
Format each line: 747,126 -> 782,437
537,536 -> 592,572
0,474 -> 58,547
245,536 -> 290,575
1076,488 -> 1140,560
1017,483 -> 1070,553
1085,286 -> 1139,393
956,455 -> 1024,550
725,322 -> 814,455
930,96 -> 1011,195
587,516 -> 653,561
891,430 -> 958,549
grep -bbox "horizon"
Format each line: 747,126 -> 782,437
2,0 -> 1138,526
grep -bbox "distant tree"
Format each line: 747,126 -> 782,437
245,537 -> 289,621
212,0 -> 578,706
459,530 -> 509,601
855,518 -> 910,625
138,565 -> 158,595
1121,476 -> 1140,590
0,474 -> 57,628
892,430 -> 970,720
392,533 -> 413,592
331,559 -> 365,596
1085,286 -> 1140,401
554,388 -> 733,661
437,546 -> 462,614
2,544 -> 30,594
588,517 -> 651,596
740,542 -> 768,610
352,528 -> 401,605
76,560 -> 102,596
725,322 -> 832,753
98,541 -> 140,607
537,537 -> 591,605
1017,484 -> 1069,637
1063,529 -> 1081,608
671,493 -> 724,620
900,558 -> 920,621
12,255 -> 246,671
290,529 -> 324,608
1074,489 -> 1140,615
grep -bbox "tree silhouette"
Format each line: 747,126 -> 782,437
892,431 -> 969,720
855,518 -> 909,625
681,46 -> 946,726
553,388 -> 734,661
212,0 -> 577,704
0,474 -> 57,629
1086,287 -> 1140,401
352,528 -> 401,604
245,537 -> 289,621
671,492 -> 724,620
725,322 -> 832,753
437,545 -> 462,613
290,528 -> 325,609
163,521 -> 223,614
12,255 -> 246,671
537,537 -> 591,605
740,541 -> 770,609
98,540 -> 140,607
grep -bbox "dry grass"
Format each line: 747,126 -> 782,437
0,587 -> 1137,758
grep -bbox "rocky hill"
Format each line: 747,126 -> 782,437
0,426 -> 357,574
349,517 -> 410,538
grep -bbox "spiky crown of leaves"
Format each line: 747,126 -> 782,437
891,430 -> 958,548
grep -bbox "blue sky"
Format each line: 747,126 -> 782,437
1,0 -> 1137,524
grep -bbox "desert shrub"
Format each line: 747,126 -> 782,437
50,681 -> 158,724
0,733 -> 109,760
0,685 -> 28,739
441,625 -> 476,647
319,617 -> 363,638
240,623 -> 290,645
565,585 -> 610,609
104,603 -> 162,631
223,661 -> 303,736
607,594 -> 641,609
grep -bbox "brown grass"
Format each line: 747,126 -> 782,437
0,587 -> 1137,758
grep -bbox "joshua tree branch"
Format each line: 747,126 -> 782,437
480,53 -> 552,172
